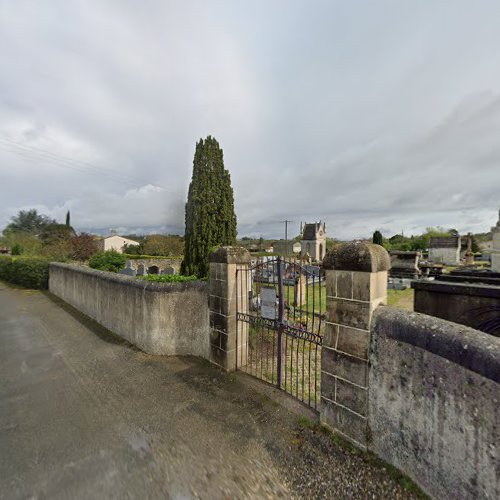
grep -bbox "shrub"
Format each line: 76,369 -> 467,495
0,255 -> 13,281
11,243 -> 22,255
0,256 -> 50,289
124,254 -> 183,260
88,251 -> 127,273
71,233 -> 98,261
137,274 -> 198,283
39,240 -> 72,261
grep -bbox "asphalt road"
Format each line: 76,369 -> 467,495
0,283 -> 419,499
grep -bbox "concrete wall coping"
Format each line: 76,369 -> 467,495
412,279 -> 500,298
49,262 -> 207,294
373,306 -> 500,383
322,242 -> 391,272
208,246 -> 251,264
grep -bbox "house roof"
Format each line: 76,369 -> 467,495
302,223 -> 324,240
104,235 -> 140,245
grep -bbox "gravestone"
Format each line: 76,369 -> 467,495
464,233 -> 474,266
293,273 -> 307,307
119,261 -> 137,277
161,266 -> 175,275
136,263 -> 148,276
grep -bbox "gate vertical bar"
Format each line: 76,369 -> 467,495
276,256 -> 284,388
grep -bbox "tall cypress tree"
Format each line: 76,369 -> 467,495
65,210 -> 71,227
181,136 -> 237,277
372,230 -> 383,246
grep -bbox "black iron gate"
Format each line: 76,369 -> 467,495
235,256 -> 324,410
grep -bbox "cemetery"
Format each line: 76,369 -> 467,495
45,238 -> 499,499
2,193 -> 499,498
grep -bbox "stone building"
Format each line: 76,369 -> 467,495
300,222 -> 326,262
428,236 -> 461,265
491,210 -> 500,272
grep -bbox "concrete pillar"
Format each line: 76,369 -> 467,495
320,242 -> 390,448
208,247 -> 251,371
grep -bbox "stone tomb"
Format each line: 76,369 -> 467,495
389,251 -> 421,279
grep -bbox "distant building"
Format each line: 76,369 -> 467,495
272,240 -> 301,255
300,222 -> 326,262
428,236 -> 461,265
98,235 -> 140,254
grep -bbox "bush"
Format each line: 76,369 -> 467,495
11,243 -> 22,255
0,255 -> 13,281
0,256 -> 50,289
137,274 -> 198,283
88,251 -> 127,273
124,254 -> 182,260
71,233 -> 98,261
38,240 -> 72,261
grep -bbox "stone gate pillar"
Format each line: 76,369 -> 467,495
321,242 -> 390,448
208,247 -> 251,371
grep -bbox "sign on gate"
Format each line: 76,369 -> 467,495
260,286 -> 276,319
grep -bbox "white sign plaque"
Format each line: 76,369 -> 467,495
260,286 -> 277,320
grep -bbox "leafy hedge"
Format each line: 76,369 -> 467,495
0,256 -> 50,289
137,274 -> 198,283
124,254 -> 183,260
88,251 -> 127,273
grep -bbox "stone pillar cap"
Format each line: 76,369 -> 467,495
209,246 -> 251,264
322,242 -> 391,272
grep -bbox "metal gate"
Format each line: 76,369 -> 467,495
235,256 -> 324,410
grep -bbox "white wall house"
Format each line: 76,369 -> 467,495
98,235 -> 140,253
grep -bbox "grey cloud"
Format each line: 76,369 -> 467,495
0,1 -> 499,239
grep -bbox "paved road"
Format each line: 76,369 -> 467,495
0,283 -> 418,499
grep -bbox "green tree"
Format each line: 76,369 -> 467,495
181,136 -> 237,277
3,209 -> 54,235
65,210 -> 71,227
372,230 -> 383,246
39,223 -> 73,246
142,234 -> 184,256
471,236 -> 480,253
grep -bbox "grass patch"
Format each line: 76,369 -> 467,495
387,288 -> 414,311
295,417 -> 428,498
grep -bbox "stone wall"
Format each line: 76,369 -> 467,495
49,263 -> 210,357
125,257 -> 182,274
413,279 -> 500,336
370,307 -> 499,499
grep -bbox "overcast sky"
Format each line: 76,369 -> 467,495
1,1 -> 499,240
